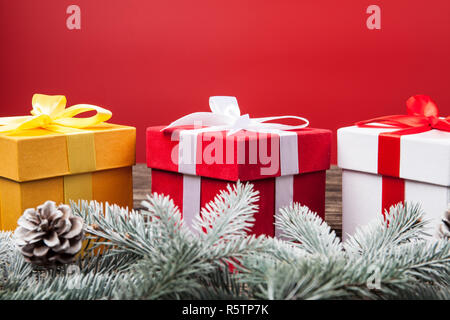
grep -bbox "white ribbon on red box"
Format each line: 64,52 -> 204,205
163,96 -> 309,176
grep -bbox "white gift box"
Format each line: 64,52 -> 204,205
338,125 -> 450,240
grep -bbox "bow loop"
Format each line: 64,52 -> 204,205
163,96 -> 309,134
209,96 -> 241,119
55,104 -> 112,128
406,95 -> 439,118
31,94 -> 67,118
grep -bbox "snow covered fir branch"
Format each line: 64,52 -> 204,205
0,182 -> 449,300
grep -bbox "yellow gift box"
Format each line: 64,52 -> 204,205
0,94 -> 136,230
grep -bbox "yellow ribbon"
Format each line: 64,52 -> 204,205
0,94 -> 112,134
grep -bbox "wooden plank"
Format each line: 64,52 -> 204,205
132,164 -> 151,210
325,166 -> 342,238
133,164 -> 343,237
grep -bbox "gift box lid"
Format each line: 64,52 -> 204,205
338,125 -> 450,187
0,123 -> 136,182
147,125 -> 331,182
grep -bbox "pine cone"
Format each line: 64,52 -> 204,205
437,206 -> 450,240
14,201 -> 84,266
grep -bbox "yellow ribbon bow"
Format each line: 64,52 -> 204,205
0,94 -> 112,134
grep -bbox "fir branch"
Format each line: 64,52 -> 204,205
241,254 -> 354,300
383,240 -> 450,286
75,250 -> 140,274
383,282 -> 450,300
114,182 -> 265,299
0,183 -> 448,300
240,202 -> 449,300
275,203 -> 342,256
2,271 -> 129,300
0,233 -> 34,297
72,200 -> 162,257
344,202 -> 427,256
192,182 -> 259,243
192,266 -> 249,300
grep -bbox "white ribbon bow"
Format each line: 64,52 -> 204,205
162,96 -> 309,135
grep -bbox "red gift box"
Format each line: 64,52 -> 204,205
146,97 -> 331,237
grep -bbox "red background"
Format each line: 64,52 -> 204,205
1,0 -> 449,163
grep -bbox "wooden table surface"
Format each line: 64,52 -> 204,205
133,164 -> 343,238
